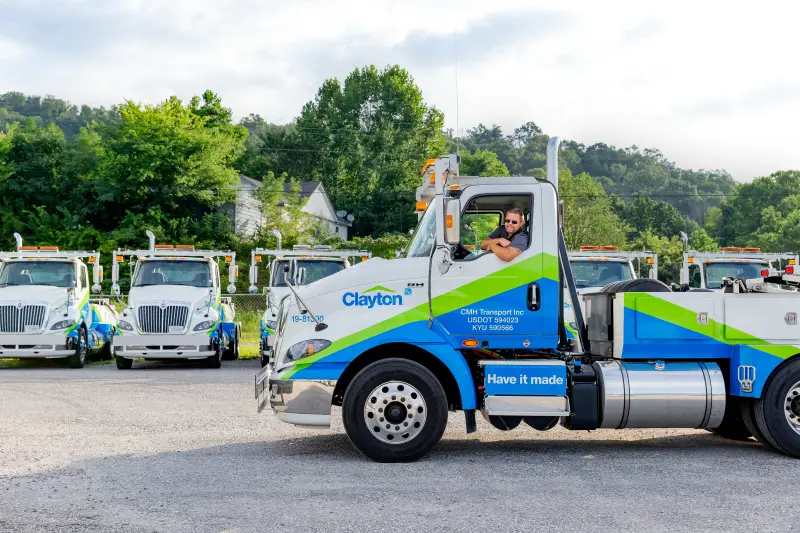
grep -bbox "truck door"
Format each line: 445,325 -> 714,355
429,184 -> 559,350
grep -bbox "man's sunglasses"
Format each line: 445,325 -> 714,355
504,219 -> 520,225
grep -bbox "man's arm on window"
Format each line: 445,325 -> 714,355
490,243 -> 522,262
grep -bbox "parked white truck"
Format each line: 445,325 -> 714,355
680,247 -> 798,290
111,231 -> 241,369
255,140 -> 800,463
564,246 -> 658,339
0,233 -> 118,368
249,244 -> 372,367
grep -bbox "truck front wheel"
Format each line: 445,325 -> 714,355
342,358 -> 448,463
67,327 -> 88,369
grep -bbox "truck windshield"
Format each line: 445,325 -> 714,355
571,260 -> 634,288
0,261 -> 76,287
405,203 -> 437,258
704,262 -> 768,289
272,259 -> 346,287
133,260 -> 213,288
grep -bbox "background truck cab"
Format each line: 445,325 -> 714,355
0,233 -> 118,368
681,247 -> 798,290
248,244 -> 372,367
111,231 -> 241,369
564,246 -> 658,339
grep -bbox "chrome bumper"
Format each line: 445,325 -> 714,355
113,333 -> 215,358
0,334 -> 73,357
255,365 -> 334,427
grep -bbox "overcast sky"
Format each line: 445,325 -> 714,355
2,0 -> 798,181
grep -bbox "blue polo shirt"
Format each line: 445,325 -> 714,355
488,225 -> 529,252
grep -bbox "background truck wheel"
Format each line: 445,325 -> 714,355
753,358 -> 800,457
206,343 -> 222,369
707,396 -> 752,441
222,324 -> 240,361
67,327 -> 88,369
342,358 -> 448,463
115,356 -> 132,370
260,347 -> 271,368
96,343 -> 113,362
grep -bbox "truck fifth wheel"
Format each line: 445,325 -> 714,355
254,139 -> 800,462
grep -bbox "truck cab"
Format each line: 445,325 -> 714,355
0,233 -> 118,368
681,248 -> 798,290
255,140 -> 800,463
248,245 -> 372,367
110,231 -> 241,369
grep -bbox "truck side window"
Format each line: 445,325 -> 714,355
81,265 -> 88,289
689,264 -> 701,288
456,194 -> 532,260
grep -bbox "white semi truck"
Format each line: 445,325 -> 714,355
111,231 -> 241,369
255,141 -> 800,463
0,234 -> 118,368
248,244 -> 372,367
564,246 -> 658,339
680,247 -> 798,290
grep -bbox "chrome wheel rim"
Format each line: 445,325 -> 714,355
79,330 -> 87,363
364,381 -> 427,444
784,381 -> 800,436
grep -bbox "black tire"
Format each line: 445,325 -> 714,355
115,356 -> 133,370
67,327 -> 88,369
487,415 -> 522,430
753,358 -> 800,457
707,396 -> 752,441
206,342 -> 222,369
600,278 -> 672,293
222,324 -> 241,361
524,416 -> 559,431
342,358 -> 448,463
96,342 -> 113,362
740,397 -> 784,453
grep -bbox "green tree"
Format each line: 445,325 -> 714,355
291,65 -> 446,237
459,149 -> 510,176
688,228 -> 718,252
91,95 -> 246,231
615,197 -> 688,239
559,169 -> 629,249
630,231 -> 685,284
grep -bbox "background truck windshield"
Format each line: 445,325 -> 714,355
0,261 -> 75,287
704,262 -> 768,289
571,260 -> 634,288
272,259 -> 345,287
133,260 -> 213,288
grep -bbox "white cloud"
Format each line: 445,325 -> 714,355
1,0 -> 798,180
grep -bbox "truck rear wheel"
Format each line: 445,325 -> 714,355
707,396 -> 752,441
753,358 -> 800,457
67,327 -> 88,369
222,324 -> 240,361
342,358 -> 448,463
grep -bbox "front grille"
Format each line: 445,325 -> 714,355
0,304 -> 47,333
137,305 -> 190,334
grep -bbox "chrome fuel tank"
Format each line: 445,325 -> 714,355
595,360 -> 725,429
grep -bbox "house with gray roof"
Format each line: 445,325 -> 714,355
220,175 -> 352,239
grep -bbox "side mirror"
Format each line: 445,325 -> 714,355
444,199 -> 461,244
679,267 -> 689,285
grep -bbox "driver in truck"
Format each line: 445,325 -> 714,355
480,208 -> 528,262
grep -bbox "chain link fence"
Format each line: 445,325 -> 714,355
94,294 -> 268,357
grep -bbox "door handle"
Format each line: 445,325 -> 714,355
527,282 -> 540,311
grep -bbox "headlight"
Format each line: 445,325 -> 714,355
193,320 -> 216,331
50,320 -> 75,330
118,320 -> 134,331
286,339 -> 331,362
267,320 -> 277,330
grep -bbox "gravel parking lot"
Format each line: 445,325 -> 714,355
1,360 -> 798,533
